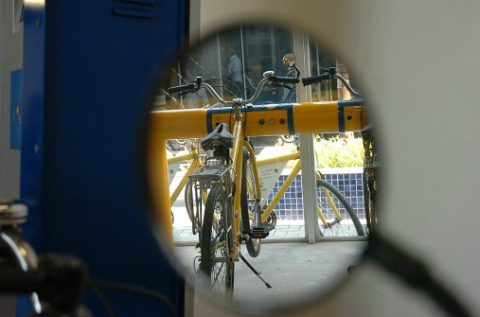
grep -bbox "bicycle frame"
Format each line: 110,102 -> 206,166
229,106 -> 262,260
167,145 -> 203,206
250,150 -> 342,230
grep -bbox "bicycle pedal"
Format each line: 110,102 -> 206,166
249,226 -> 270,239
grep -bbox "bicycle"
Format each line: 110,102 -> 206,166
167,72 -> 288,297
167,139 -> 206,233
166,69 -> 365,297
300,69 -> 377,234
254,146 -> 365,237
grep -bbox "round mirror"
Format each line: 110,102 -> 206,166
282,53 -> 297,68
146,23 -> 377,314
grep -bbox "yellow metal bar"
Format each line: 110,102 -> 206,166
167,151 -> 192,164
293,102 -> 339,133
149,101 -> 365,140
261,160 -> 302,223
317,204 -> 328,227
243,140 -> 262,201
150,109 -> 208,139
256,151 -> 300,167
147,134 -> 173,248
323,186 -> 342,219
315,170 -> 327,227
232,120 -> 244,243
315,170 -> 345,230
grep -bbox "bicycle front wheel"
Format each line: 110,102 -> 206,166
316,177 -> 365,237
199,185 -> 234,298
241,147 -> 261,257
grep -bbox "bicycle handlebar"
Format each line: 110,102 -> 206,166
301,74 -> 330,86
167,83 -> 196,94
167,71 -> 299,107
167,77 -> 202,95
302,72 -> 362,97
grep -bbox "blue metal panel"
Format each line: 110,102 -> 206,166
21,0 -> 187,315
21,0 -> 45,256
20,4 -> 46,316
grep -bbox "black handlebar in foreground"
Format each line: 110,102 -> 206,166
167,77 -> 202,94
0,254 -> 89,316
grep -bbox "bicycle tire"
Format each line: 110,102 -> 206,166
184,179 -> 200,235
316,178 -> 365,236
199,185 -> 234,298
241,147 -> 261,257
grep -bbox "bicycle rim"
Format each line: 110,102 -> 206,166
241,147 -> 261,257
199,185 -> 234,298
316,178 -> 365,237
184,179 -> 201,235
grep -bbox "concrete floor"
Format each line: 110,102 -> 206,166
174,240 -> 367,314
172,193 -> 368,314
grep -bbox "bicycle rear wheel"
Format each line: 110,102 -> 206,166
199,185 -> 234,298
241,147 -> 261,257
184,179 -> 203,235
316,177 -> 365,237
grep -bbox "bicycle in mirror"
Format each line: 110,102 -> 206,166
147,23 -> 376,314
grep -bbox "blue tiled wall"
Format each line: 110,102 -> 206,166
265,172 -> 365,221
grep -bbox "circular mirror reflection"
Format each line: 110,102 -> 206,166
147,24 -> 377,314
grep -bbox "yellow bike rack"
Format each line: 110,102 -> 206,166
147,101 -> 367,246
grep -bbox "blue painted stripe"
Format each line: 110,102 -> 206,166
207,110 -> 213,133
337,100 -> 363,133
338,100 -> 362,107
287,105 -> 294,134
338,102 -> 345,133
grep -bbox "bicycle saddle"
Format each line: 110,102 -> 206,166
201,123 -> 234,150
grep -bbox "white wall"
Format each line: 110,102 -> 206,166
0,0 -> 23,199
0,1 -> 23,315
192,1 -> 480,316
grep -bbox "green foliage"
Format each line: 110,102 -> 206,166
277,134 -> 364,169
314,135 -> 364,168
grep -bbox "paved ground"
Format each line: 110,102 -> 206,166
171,197 -> 367,314
174,240 -> 367,314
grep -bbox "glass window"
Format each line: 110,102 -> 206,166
309,41 -> 337,101
157,25 -> 357,111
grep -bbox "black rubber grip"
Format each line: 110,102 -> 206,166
167,83 -> 195,94
269,76 -> 299,84
301,74 -> 331,86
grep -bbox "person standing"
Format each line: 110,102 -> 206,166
227,46 -> 243,95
